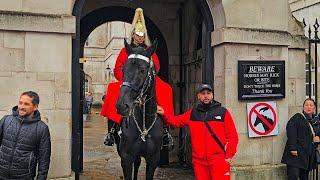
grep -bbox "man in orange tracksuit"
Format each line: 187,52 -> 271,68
157,84 -> 239,180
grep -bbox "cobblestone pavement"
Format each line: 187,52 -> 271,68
80,108 -> 194,180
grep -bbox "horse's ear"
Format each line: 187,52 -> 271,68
153,39 -> 158,52
146,39 -> 158,57
124,39 -> 133,55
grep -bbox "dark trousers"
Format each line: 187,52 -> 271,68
287,165 -> 309,180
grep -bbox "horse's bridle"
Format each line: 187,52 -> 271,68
121,54 -> 155,95
121,54 -> 158,142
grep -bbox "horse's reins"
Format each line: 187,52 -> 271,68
122,54 -> 158,142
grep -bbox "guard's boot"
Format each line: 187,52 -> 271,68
162,127 -> 174,151
104,127 -> 116,146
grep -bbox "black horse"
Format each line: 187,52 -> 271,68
116,39 -> 163,180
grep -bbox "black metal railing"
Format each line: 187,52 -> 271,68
304,18 -> 320,180
304,18 -> 320,105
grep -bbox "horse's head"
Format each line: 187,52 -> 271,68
116,39 -> 158,116
254,118 -> 261,127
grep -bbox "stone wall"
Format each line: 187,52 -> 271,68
0,0 -> 74,15
0,1 -> 75,178
0,31 -> 73,178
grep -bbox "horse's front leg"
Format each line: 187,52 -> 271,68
133,156 -> 142,180
120,153 -> 135,180
145,151 -> 161,180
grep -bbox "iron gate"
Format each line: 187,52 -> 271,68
180,49 -> 203,165
305,18 -> 320,102
304,18 -> 320,180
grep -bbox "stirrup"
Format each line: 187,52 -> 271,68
162,129 -> 174,151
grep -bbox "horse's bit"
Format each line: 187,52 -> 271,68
122,54 -> 158,142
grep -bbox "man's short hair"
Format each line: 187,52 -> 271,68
21,91 -> 40,105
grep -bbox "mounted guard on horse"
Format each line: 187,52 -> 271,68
100,7 -> 174,148
100,8 -> 175,179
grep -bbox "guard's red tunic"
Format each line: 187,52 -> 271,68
100,47 -> 174,123
100,81 -> 122,123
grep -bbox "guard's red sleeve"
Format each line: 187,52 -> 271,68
100,82 -> 122,124
151,53 -> 160,73
114,48 -> 160,81
114,48 -> 128,81
155,77 -> 174,116
163,110 -> 191,128
224,110 -> 239,159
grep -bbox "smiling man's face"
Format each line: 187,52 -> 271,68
197,89 -> 213,104
18,95 -> 37,117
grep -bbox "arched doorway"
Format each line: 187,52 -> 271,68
80,6 -> 169,80
72,0 -> 214,178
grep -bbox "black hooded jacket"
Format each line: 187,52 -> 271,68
0,106 -> 51,180
281,112 -> 314,170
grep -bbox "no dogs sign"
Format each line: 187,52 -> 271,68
247,101 -> 279,137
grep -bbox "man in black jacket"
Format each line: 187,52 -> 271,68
0,91 -> 51,180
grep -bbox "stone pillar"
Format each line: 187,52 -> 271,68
0,1 -> 75,178
209,0 -> 308,179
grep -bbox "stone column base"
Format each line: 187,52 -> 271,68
231,164 -> 286,180
49,172 -> 75,180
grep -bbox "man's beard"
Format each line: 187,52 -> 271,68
201,99 -> 211,104
201,100 -> 212,109
18,109 -> 33,118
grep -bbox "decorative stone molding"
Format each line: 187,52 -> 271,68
212,27 -> 308,49
0,11 -> 75,34
289,0 -> 320,12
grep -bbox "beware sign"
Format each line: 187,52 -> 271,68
247,101 -> 278,137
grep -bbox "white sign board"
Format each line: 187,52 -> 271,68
247,101 -> 279,137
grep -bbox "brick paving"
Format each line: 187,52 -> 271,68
80,108 -> 194,180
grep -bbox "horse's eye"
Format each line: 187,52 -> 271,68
140,69 -> 146,74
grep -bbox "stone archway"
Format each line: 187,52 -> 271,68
72,0 -> 217,178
